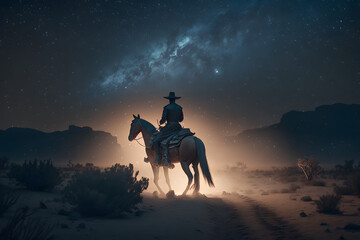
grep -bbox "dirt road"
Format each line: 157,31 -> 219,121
222,194 -> 310,240
1,190 -> 312,240
49,193 -> 309,240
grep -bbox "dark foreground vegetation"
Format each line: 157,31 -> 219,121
64,163 -> 149,217
0,157 -> 150,239
0,207 -> 54,240
0,185 -> 19,216
8,159 -> 63,191
315,194 -> 342,214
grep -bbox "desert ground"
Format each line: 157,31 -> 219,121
1,164 -> 360,240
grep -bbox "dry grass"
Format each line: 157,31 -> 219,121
315,194 -> 342,214
0,187 -> 19,216
0,207 -> 54,240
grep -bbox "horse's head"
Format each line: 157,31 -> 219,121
128,114 -> 142,141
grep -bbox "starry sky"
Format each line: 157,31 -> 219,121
1,0 -> 360,138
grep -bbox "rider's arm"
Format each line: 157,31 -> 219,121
160,107 -> 167,125
179,108 -> 184,122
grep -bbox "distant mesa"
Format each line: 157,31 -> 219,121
230,103 -> 360,165
0,125 -> 121,164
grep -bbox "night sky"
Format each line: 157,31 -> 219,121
1,0 -> 360,138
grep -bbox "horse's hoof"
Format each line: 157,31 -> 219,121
153,191 -> 159,198
166,190 -> 176,199
192,191 -> 200,196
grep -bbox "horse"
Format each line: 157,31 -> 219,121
128,114 -> 214,196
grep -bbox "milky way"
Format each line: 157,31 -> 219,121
1,0 -> 359,135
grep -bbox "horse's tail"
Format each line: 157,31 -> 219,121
194,137 -> 214,187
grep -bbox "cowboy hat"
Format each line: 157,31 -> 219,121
164,92 -> 181,100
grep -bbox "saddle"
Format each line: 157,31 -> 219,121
164,128 -> 195,149
149,128 -> 195,150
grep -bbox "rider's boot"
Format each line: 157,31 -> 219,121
162,145 -> 174,169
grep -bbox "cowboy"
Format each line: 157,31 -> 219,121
153,92 -> 183,168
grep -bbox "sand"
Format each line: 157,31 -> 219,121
1,169 -> 360,240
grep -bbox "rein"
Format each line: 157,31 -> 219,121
135,136 -> 146,147
133,119 -> 153,148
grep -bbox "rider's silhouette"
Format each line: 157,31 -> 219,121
154,92 -> 183,168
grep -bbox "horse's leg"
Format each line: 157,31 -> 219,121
192,162 -> 200,195
181,162 -> 193,196
163,167 -> 172,191
151,164 -> 165,195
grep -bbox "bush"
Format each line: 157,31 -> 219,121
315,194 -> 341,214
65,161 -> 99,172
0,186 -> 19,216
0,207 -> 54,240
297,157 -> 323,180
301,196 -> 312,202
8,159 -> 63,191
63,163 -> 149,218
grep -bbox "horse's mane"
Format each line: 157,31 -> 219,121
139,118 -> 157,134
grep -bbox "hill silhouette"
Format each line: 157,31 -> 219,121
231,103 -> 360,165
0,125 -> 121,164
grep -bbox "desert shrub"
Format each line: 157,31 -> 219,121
0,186 -> 19,216
0,207 -> 54,240
301,196 -> 312,201
63,163 -> 149,218
315,194 -> 341,214
8,159 -> 63,191
65,161 -> 98,172
0,157 -> 9,169
297,157 -> 323,180
311,180 -> 326,186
